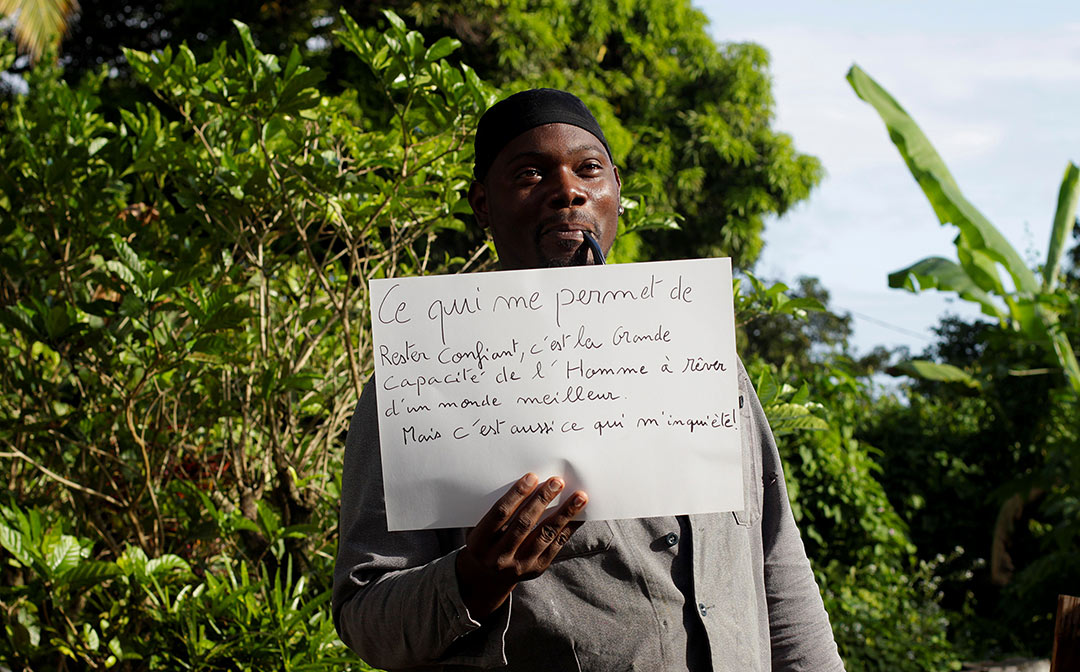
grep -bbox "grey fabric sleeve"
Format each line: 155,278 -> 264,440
742,364 -> 846,672
332,380 -> 511,670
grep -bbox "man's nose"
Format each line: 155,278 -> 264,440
549,167 -> 587,208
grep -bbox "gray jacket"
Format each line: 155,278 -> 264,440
333,361 -> 845,671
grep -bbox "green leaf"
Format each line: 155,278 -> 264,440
890,359 -> 981,388
280,523 -> 320,539
117,545 -> 149,579
146,554 -> 192,578
888,256 -> 1006,321
382,9 -> 407,35
424,36 -> 460,63
754,367 -> 779,406
105,260 -> 135,285
45,535 -> 84,577
62,560 -> 123,585
770,415 -> 829,435
88,137 -> 109,156
82,622 -> 100,651
14,607 -> 41,649
955,243 -> 1006,295
1043,162 -> 1079,291
110,234 -> 145,278
790,382 -> 810,405
1047,327 -> 1080,395
232,20 -> 258,67
776,296 -> 825,315
0,304 -> 41,340
43,304 -> 71,339
284,44 -> 302,79
119,293 -> 146,318
847,64 -> 1037,295
765,402 -> 812,419
0,520 -> 34,568
202,303 -> 250,332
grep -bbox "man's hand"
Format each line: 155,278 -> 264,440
455,473 -> 588,619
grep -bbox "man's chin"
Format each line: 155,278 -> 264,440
542,242 -> 593,268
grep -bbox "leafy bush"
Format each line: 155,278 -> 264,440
849,64 -> 1080,658
0,502 -> 367,670
747,357 -> 963,671
0,11 -> 493,669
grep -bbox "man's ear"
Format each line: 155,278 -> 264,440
468,181 -> 490,230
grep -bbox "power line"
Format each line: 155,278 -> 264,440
851,311 -> 937,341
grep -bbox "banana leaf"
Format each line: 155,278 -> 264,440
847,65 -> 1038,296
888,256 -> 1006,322
1043,162 -> 1079,291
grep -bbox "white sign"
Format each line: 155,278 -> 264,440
370,258 -> 742,531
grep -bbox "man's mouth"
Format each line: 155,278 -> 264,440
537,217 -> 596,242
545,229 -> 586,242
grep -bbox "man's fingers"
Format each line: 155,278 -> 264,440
532,491 -> 588,563
492,477 -> 565,551
470,473 -> 539,542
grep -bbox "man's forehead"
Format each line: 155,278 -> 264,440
495,125 -> 609,167
473,88 -> 612,181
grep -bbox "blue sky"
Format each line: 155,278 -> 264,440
696,1 -> 1080,355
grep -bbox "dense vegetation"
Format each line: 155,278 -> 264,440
1,3 -> 1077,670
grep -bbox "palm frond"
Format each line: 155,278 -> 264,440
0,0 -> 79,62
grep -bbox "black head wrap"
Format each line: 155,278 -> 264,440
473,88 -> 612,181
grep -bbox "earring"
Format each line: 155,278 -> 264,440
618,205 -> 625,215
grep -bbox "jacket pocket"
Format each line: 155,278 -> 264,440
553,520 -> 614,560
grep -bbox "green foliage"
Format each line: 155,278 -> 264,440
42,0 -> 823,270
889,359 -> 980,389
0,14 -> 489,669
850,64 -> 1080,657
750,355 -> 962,671
743,272 -> 963,669
819,555 -> 961,672
404,0 -> 823,268
848,64 -> 1080,394
0,503 -> 368,670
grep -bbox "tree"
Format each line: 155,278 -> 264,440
45,0 -> 822,270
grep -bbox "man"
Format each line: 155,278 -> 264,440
333,89 -> 845,671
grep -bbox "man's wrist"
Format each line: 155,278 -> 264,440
455,549 -> 515,620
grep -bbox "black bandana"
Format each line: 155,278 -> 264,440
473,88 -> 612,181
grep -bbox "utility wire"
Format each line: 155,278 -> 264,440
849,310 -> 934,342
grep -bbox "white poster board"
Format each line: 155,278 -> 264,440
370,257 -> 743,531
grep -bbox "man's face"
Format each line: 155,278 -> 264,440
469,123 -> 621,270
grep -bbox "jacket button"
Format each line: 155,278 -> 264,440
664,532 -> 679,547
699,603 -> 708,617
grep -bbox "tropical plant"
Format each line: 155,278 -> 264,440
847,64 -> 1080,395
848,63 -> 1080,657
0,0 -> 77,61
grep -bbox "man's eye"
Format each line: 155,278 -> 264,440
579,161 -> 603,174
516,168 -> 542,180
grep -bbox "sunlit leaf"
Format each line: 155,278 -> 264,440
890,359 -> 980,389
848,65 -> 1037,295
